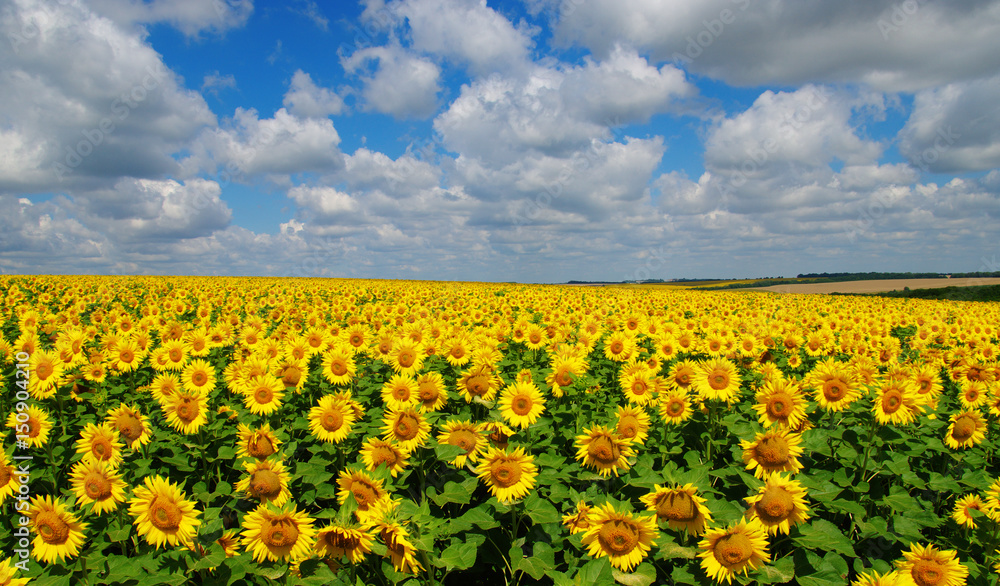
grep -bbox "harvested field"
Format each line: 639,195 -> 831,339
749,277 -> 1000,294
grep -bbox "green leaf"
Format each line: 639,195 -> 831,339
434,443 -> 468,462
794,519 -> 856,558
524,492 -> 562,524
452,505 -> 499,531
429,476 -> 477,507
756,556 -> 796,584
438,533 -> 485,569
576,557 -> 613,584
656,541 -> 697,560
514,542 -> 556,580
611,562 -> 656,586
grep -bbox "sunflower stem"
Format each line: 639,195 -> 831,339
45,439 -> 59,493
854,415 -> 878,487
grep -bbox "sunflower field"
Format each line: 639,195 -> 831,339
1,275 -> 999,586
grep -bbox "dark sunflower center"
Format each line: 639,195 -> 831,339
91,437 -> 112,460
823,379 -> 847,401
617,416 -> 638,439
36,511 -> 70,544
965,388 -> 980,402
350,335 -> 363,347
322,410 -> 344,432
490,460 -> 522,488
263,520 -> 299,548
84,472 -> 112,500
755,486 -> 793,522
754,437 -> 790,466
330,360 -> 347,376
588,436 -> 619,465
882,390 -> 903,413
169,348 -> 183,362
767,393 -> 791,417
255,386 -> 274,404
555,369 -> 573,386
149,497 -> 183,531
448,429 -> 479,454
910,559 -> 945,586
512,395 -> 533,416
37,362 -> 54,379
176,398 -> 198,423
952,415 -> 976,441
116,414 -> 143,442
351,481 -> 378,507
631,380 -> 648,396
610,341 -> 624,354
250,470 -> 282,499
371,446 -> 398,467
667,399 -> 685,416
598,520 -> 639,555
656,491 -> 697,521
120,349 -> 134,363
418,383 -> 438,402
709,371 -> 729,390
394,414 -> 419,441
249,434 -> 275,458
397,351 -> 415,368
714,532 -> 753,568
392,385 -> 411,401
450,347 -> 465,358
192,372 -> 208,386
281,366 -> 301,387
467,375 -> 489,396
26,416 -> 39,438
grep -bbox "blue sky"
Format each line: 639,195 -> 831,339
3,0 -> 1000,282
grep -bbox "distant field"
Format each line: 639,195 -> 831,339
748,277 -> 1000,294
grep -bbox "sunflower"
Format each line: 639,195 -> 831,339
69,459 -> 128,515
958,381 -> 988,410
162,390 -> 210,435
874,378 -> 923,426
381,407 -> 430,452
388,339 -> 425,376
693,358 -> 743,403
308,395 -> 357,444
321,346 -> 357,386
315,523 -> 374,564
615,405 -> 651,444
546,355 -> 585,397
562,501 -> 593,535
806,359 -> 860,411
667,360 -> 699,392
658,390 -> 695,425
180,358 -> 216,394
603,331 -> 636,363
128,475 -> 202,549
498,381 -> 546,429
6,405 -> 52,448
482,421 -> 516,450
893,543 -> 968,586
943,411 -> 986,450
640,483 -> 711,536
698,518 -> 770,584
237,423 -> 282,460
436,419 -> 486,468
744,473 -> 810,535
381,374 -> 420,411
236,458 -> 292,507
337,469 -> 387,515
574,426 -> 635,477
620,370 -> 658,406
239,375 -> 284,416
29,495 -> 88,564
0,453 -> 18,506
851,570 -> 900,586
341,324 -> 371,356
752,378 -> 808,429
105,404 -> 152,449
75,422 -> 124,467
241,503 -> 317,563
149,372 -> 182,404
740,429 -> 804,479
443,335 -> 472,367
0,557 -> 29,586
951,494 -> 985,529
359,437 -> 409,478
581,502 -> 658,572
415,372 -> 447,411
475,446 -> 537,504
458,364 -> 501,403
27,349 -> 64,400
377,522 -> 423,574
110,338 -> 143,373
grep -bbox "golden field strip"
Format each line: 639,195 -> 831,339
0,274 -> 997,586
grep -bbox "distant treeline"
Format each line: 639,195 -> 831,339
833,284 -> 1000,303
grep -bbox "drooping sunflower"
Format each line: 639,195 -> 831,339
321,345 -> 357,386
128,475 -> 201,549
359,437 -> 409,478
381,407 -> 430,452
581,502 -> 659,572
944,410 -> 986,450
693,358 -> 743,403
482,421 -> 516,450
475,446 -> 537,504
6,405 -> 53,448
314,523 -> 374,564
337,469 -> 387,516
180,358 -> 216,394
640,483 -> 712,536
69,459 -> 128,515
806,359 -> 860,412
236,458 -> 292,507
574,425 -> 635,477
458,364 -> 502,403
740,429 -> 804,479
498,381 -> 546,429
242,375 -> 285,416
237,423 -> 282,460
893,543 -> 968,586
415,372 -> 447,412
29,495 -> 88,563
873,379 -> 922,426
241,503 -> 317,563
562,501 -> 593,535
309,395 -> 357,444
377,522 -> 423,574
658,390 -> 695,425
698,518 -> 770,584
75,422 -> 124,467
436,419 -> 486,468
951,494 -> 986,529
614,404 -> 651,444
105,404 -> 152,449
162,390 -> 210,435
381,374 -> 420,411
743,473 -> 811,535
751,378 -> 808,429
